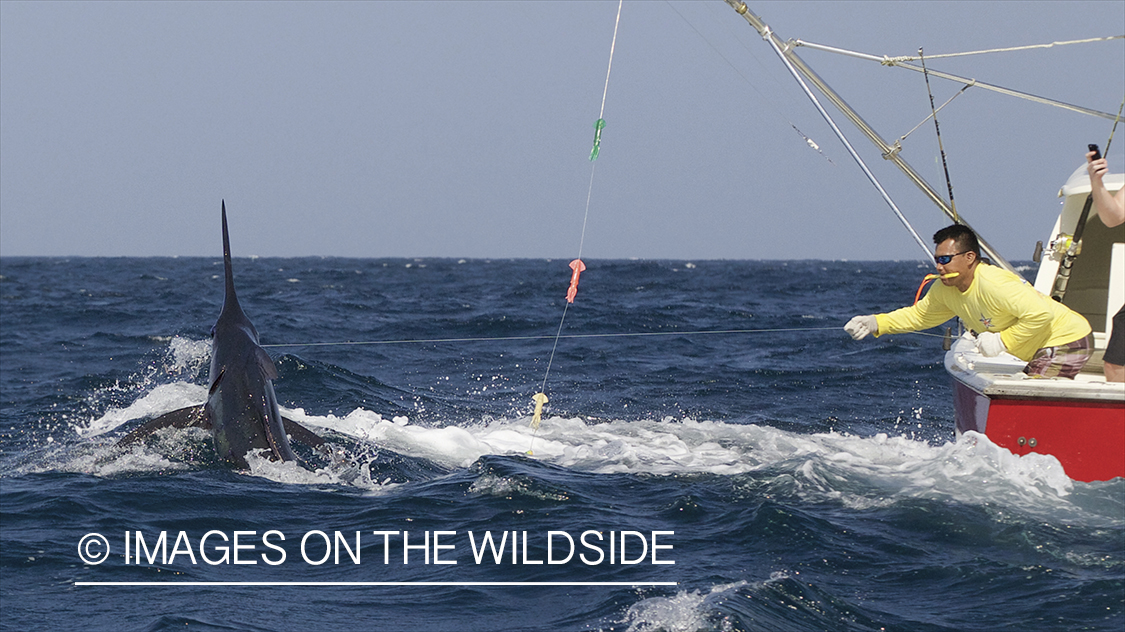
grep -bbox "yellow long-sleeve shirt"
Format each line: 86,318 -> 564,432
874,263 -> 1091,361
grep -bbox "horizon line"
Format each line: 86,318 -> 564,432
75,580 -> 679,587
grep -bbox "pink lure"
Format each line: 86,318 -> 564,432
566,259 -> 586,303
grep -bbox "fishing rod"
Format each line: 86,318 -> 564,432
919,47 -> 959,225
1051,95 -> 1125,302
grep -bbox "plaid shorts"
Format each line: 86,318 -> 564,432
1022,333 -> 1094,379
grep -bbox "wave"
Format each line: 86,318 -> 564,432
613,573 -> 935,632
28,375 -> 1108,529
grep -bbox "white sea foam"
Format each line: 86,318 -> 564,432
286,407 -> 1103,522
165,335 -> 211,376
243,451 -> 393,493
69,441 -> 195,477
78,381 -> 207,438
75,334 -> 211,439
612,581 -> 747,632
74,379 -> 1116,523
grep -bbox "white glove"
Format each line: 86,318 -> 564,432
976,331 -> 1006,357
844,315 -> 878,340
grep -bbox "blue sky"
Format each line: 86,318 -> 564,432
2,1 -> 1122,260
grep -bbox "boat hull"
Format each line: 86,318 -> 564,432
952,377 -> 1125,482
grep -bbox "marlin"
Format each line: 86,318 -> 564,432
118,201 -> 323,468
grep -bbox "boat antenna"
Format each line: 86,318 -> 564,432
919,47 -> 960,224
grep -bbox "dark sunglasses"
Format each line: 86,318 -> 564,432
934,250 -> 971,265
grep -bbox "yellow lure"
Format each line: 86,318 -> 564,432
530,393 -> 549,430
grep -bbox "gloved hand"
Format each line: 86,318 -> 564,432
844,315 -> 878,340
976,331 -> 1006,357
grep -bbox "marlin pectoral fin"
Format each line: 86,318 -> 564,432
117,405 -> 210,448
282,416 -> 325,449
255,347 -> 279,380
282,416 -> 356,470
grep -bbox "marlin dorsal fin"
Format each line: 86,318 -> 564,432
221,200 -> 239,310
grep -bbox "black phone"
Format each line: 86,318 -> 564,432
1089,143 -> 1101,160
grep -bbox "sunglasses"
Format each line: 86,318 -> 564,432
934,250 -> 971,265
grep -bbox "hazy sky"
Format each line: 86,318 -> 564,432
2,1 -> 1123,260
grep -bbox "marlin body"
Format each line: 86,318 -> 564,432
119,202 -> 322,468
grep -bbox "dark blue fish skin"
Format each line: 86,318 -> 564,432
207,202 -> 297,467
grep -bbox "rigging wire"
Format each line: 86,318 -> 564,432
721,1 -> 1014,271
897,84 -> 970,147
756,25 -> 934,263
885,35 -> 1124,62
791,38 -> 1121,121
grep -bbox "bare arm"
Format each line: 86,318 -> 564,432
1087,150 -> 1125,227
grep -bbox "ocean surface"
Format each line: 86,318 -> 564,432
1,257 -> 1122,632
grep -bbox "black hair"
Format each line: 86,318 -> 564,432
932,224 -> 981,257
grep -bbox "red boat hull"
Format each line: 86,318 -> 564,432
953,380 -> 1125,482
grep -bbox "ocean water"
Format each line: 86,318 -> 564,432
1,257 -> 1121,632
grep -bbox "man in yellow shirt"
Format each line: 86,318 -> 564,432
845,224 -> 1093,378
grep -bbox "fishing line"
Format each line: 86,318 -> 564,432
667,0 -> 835,165
260,326 -> 948,349
529,0 -> 623,454
264,326 -> 844,348
914,272 -> 960,304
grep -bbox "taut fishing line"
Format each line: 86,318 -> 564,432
528,0 -> 624,455
261,326 -> 859,349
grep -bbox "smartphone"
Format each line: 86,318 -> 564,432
1089,143 -> 1101,160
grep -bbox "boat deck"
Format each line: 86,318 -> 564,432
945,335 -> 1125,401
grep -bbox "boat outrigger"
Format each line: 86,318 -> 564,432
723,1 -> 1125,481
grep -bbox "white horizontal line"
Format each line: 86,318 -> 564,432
75,581 -> 677,587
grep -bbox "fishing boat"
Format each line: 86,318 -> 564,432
723,1 -> 1125,481
947,165 -> 1125,483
